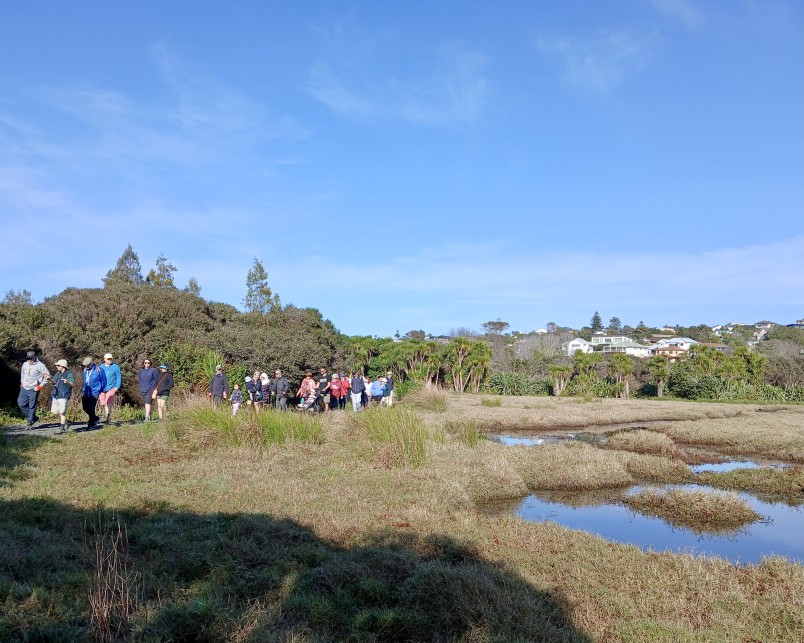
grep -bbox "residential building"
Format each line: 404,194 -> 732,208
652,337 -> 699,351
565,338 -> 594,356
654,345 -> 688,363
599,339 -> 653,358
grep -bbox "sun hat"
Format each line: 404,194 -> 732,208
104,353 -> 113,360
55,359 -> 69,368
82,357 -> 93,366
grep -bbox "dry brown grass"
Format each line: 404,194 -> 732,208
623,488 -> 763,533
697,466 -> 804,496
2,396 -> 803,641
605,429 -> 684,458
653,408 -> 804,463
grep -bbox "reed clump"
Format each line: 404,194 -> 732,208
403,385 -> 449,413
480,397 -> 502,408
606,429 -> 685,459
623,488 -> 763,533
347,406 -> 428,468
167,403 -> 323,447
443,419 -> 484,447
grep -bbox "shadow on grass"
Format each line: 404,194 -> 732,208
0,432 -> 50,487
0,498 -> 592,642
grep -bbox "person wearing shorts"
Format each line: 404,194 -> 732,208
99,352 -> 121,424
138,358 -> 158,421
51,358 -> 74,434
155,363 -> 174,421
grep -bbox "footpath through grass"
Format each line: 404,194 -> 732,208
1,396 -> 803,641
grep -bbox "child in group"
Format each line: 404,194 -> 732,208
231,382 -> 243,416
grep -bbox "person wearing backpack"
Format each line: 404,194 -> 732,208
154,363 -> 174,421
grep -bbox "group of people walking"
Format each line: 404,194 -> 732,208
294,367 -> 395,413
17,349 -> 396,432
17,351 -> 174,433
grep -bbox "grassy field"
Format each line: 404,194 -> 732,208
1,395 -> 803,641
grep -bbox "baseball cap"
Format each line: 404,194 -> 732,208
104,353 -> 113,360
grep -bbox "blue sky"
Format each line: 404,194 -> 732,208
1,0 -> 802,336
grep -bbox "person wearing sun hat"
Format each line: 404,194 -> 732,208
99,352 -> 122,425
51,358 -> 75,434
81,356 -> 106,428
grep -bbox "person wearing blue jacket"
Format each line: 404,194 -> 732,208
82,356 -> 106,429
99,352 -> 122,425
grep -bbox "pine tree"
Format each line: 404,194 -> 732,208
244,258 -> 281,314
103,244 -> 143,287
590,311 -> 603,332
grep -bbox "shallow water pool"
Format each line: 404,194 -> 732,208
493,485 -> 804,564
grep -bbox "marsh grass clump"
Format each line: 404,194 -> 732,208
606,429 -> 686,459
168,404 -> 323,447
623,488 -> 763,533
624,454 -> 694,484
696,466 -> 804,495
480,397 -> 502,408
404,385 -> 448,413
348,407 -> 427,468
512,442 -> 635,491
443,419 -> 484,447
250,409 -> 324,445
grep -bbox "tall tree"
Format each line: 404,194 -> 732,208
243,258 -> 280,314
103,244 -> 143,287
2,289 -> 32,305
647,356 -> 670,397
590,311 -> 603,332
607,316 -> 622,334
146,253 -> 178,288
608,353 -> 632,398
184,277 -> 201,296
482,319 -> 510,335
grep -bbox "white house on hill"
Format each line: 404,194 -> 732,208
565,338 -> 594,355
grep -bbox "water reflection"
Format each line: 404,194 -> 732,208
691,460 -> 789,474
492,485 -> 804,564
489,432 -> 606,447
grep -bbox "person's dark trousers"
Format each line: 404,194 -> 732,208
212,395 -> 222,408
275,397 -> 287,411
17,388 -> 39,425
82,394 -> 99,426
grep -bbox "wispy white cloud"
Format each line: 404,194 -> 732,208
305,36 -> 491,125
275,235 -> 804,332
649,0 -> 703,29
537,30 -> 658,92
